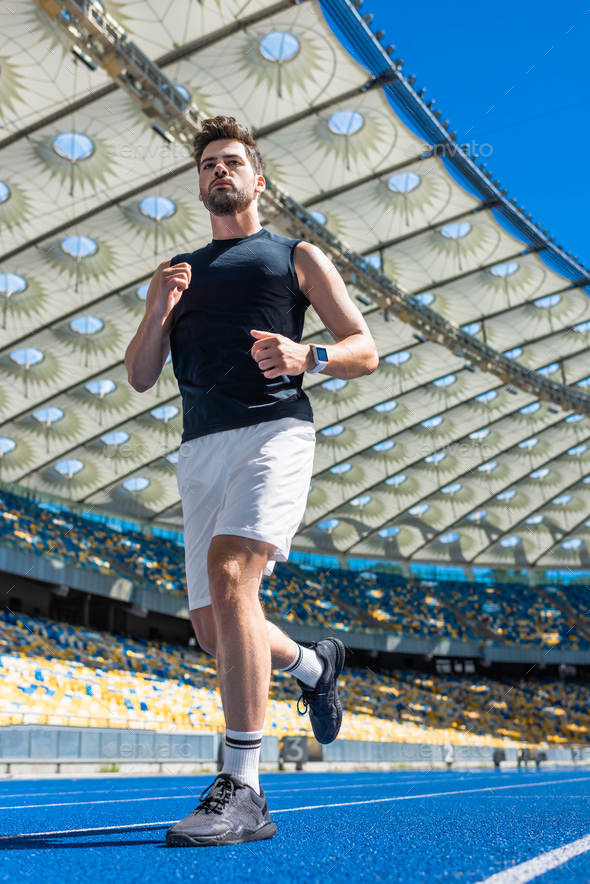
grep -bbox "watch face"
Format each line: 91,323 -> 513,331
316,347 -> 328,362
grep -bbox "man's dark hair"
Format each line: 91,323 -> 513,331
192,116 -> 264,175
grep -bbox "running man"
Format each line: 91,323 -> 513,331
125,116 -> 378,847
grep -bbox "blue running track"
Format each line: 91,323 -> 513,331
1,769 -> 590,884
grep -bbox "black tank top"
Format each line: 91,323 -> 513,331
169,228 -> 314,442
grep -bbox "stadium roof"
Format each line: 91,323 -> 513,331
0,0 -> 589,571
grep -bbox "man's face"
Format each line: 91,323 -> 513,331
198,139 -> 264,216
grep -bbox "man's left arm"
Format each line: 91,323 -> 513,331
250,241 -> 379,380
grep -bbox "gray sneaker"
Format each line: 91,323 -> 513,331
166,773 -> 277,847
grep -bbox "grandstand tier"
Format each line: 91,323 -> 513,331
1,609 -> 589,748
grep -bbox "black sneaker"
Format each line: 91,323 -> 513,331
296,638 -> 345,744
166,773 -> 277,847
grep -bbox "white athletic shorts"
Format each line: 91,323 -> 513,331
177,417 -> 316,611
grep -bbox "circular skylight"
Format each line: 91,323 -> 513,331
469,429 -> 490,441
439,532 -> 459,544
573,320 -> 590,333
310,211 -> 326,224
55,459 -> 84,477
500,536 -> 520,548
0,181 -> 10,203
52,132 -> 94,161
259,31 -> 299,62
565,413 -> 585,423
136,284 -> 149,300
441,221 -> 471,239
467,510 -> 486,521
520,402 -> 541,415
11,347 -> 43,367
330,463 -> 351,474
434,374 -> 456,387
0,273 -> 27,296
385,351 -> 411,366
321,424 -> 345,437
374,400 -> 397,413
530,468 -> 550,479
568,444 -> 587,456
476,390 -> 498,403
151,405 -> 179,421
477,461 -> 497,472
33,407 -> 64,424
123,477 -> 150,492
70,315 -> 103,335
350,495 -> 371,507
414,292 -> 434,306
497,490 -> 516,500
388,172 -> 420,194
385,474 -> 406,486
538,363 -> 559,376
534,294 -> 561,308
328,110 -> 364,136
490,262 -> 518,277
100,431 -> 129,445
518,437 -> 538,449
552,494 -> 572,505
461,322 -> 481,336
167,451 -> 179,464
422,416 -> 443,429
504,347 -> 523,360
562,538 -> 582,550
322,378 -> 347,392
378,526 -> 400,538
318,518 -> 339,532
526,514 -> 544,524
86,379 -> 116,397
139,196 -> 176,221
0,438 -> 16,455
173,83 -> 190,102
373,440 -> 395,452
409,503 -> 429,516
442,483 -> 461,494
425,452 -> 445,463
61,235 -> 98,259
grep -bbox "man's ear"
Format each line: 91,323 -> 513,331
255,174 -> 266,194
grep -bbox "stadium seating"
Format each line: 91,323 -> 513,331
1,610 -> 589,747
1,487 -> 589,650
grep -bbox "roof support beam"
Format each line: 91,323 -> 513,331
1,0 -> 299,151
360,200 -> 497,256
0,72 -> 390,265
8,391 -> 183,486
305,389 -> 568,530
263,186 -> 590,414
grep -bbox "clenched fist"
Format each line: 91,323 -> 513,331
152,260 -> 192,319
250,329 -> 313,378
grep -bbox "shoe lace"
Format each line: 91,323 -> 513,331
194,777 -> 236,815
297,685 -> 324,716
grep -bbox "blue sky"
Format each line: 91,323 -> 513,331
331,0 -> 588,267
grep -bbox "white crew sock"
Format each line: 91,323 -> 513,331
280,643 -> 325,688
222,728 -> 263,793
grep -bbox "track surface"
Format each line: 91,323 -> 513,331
1,768 -> 590,883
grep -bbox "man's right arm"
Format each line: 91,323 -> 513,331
124,259 -> 191,392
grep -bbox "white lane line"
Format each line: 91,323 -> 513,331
0,775 -> 489,805
0,773 -> 480,801
2,775 -> 589,837
473,833 -> 590,884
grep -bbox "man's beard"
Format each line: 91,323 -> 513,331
200,179 -> 256,216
